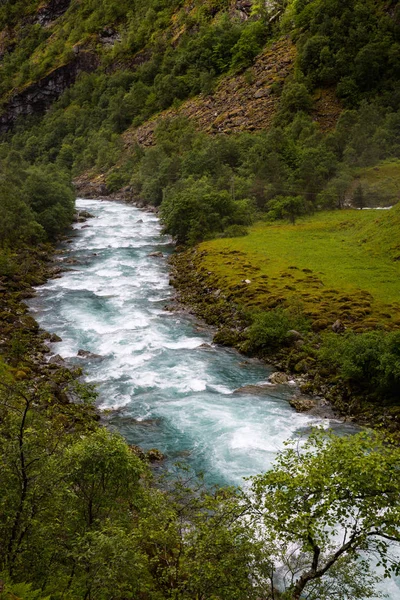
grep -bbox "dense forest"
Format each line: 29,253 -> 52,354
1,0 -> 400,598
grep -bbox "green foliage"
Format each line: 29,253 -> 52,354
267,195 -> 306,223
319,330 -> 400,399
230,21 -> 268,72
0,153 -> 74,246
0,380 -> 266,599
278,82 -> 313,123
161,176 -> 254,245
295,0 -> 400,106
247,307 -> 310,352
249,429 -> 400,599
2,379 -> 399,599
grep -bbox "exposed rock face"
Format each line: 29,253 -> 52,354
122,37 -> 341,150
36,0 -> 73,26
0,52 -> 99,133
123,38 -> 297,148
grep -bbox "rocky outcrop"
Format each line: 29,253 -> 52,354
36,0 -> 73,26
0,52 -> 99,133
123,38 -> 297,148
123,37 -> 341,150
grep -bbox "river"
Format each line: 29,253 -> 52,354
28,198 -> 400,598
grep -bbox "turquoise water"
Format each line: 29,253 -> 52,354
29,199 -> 400,598
28,199 -> 336,485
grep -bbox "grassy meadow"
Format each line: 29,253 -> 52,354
197,206 -> 400,332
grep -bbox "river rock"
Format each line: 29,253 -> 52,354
79,210 -> 94,219
290,395 -> 335,419
77,349 -> 103,359
146,448 -> 165,462
289,395 -> 316,412
50,333 -> 62,342
198,342 -> 213,349
268,371 -> 290,384
129,444 -> 146,460
48,354 -> 65,365
233,383 -> 274,395
148,251 -> 164,257
128,445 -> 165,463
63,257 -> 80,265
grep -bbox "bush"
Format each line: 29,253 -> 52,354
319,331 -> 400,400
278,82 -> 313,124
247,308 -> 310,353
230,21 -> 267,72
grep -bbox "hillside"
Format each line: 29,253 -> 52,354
1,2 -> 400,599
0,0 -> 399,408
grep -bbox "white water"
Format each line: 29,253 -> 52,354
28,199 -> 400,598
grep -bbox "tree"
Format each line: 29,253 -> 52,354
249,429 -> 400,600
267,195 -> 305,224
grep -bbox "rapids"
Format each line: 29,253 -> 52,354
28,199 -> 341,485
28,198 -> 400,599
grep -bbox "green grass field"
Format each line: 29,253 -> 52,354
198,206 -> 400,332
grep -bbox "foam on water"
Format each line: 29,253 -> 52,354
28,198 -> 400,599
30,198 -> 323,486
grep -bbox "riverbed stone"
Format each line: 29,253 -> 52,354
48,354 -> 65,365
233,383 -> 275,395
50,333 -> 62,342
77,349 -> 103,359
147,448 -> 165,462
290,395 -> 336,419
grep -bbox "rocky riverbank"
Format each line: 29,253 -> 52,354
168,248 -> 400,431
0,208 -> 166,464
0,238 -> 100,429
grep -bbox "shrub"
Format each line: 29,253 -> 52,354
278,82 -> 313,124
319,331 -> 400,400
230,21 -> 267,72
247,308 -> 310,353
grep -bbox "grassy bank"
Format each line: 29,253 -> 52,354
198,207 -> 400,331
171,205 -> 400,427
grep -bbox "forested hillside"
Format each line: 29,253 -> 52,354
1,1 -> 400,598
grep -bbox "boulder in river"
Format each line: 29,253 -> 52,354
77,349 -> 103,359
233,383 -> 275,395
148,251 -> 164,258
79,210 -> 95,219
49,333 -> 62,342
147,448 -> 165,462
